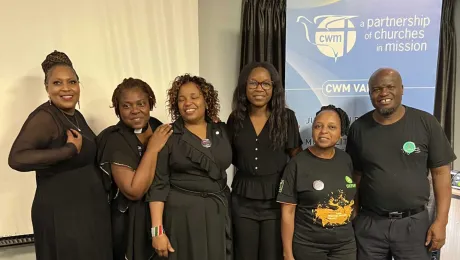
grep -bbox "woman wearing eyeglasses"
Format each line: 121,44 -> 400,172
226,62 -> 302,260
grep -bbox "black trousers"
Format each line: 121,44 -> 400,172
293,239 -> 356,260
354,209 -> 431,260
233,217 -> 282,260
232,193 -> 282,260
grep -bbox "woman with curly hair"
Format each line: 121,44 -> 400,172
227,62 -> 302,260
146,74 -> 232,260
277,105 -> 356,260
8,50 -> 112,259
96,78 -> 173,260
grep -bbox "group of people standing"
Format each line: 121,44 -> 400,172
8,50 -> 455,260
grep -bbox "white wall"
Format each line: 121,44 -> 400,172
198,0 -> 242,185
0,0 -> 199,258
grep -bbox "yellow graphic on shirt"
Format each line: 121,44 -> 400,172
313,190 -> 354,227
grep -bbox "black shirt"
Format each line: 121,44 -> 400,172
96,117 -> 162,260
146,117 -> 232,201
277,148 -> 356,245
227,109 -> 302,200
346,106 -> 457,214
97,117 -> 162,210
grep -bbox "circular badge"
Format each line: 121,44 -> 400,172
403,141 -> 416,154
201,139 -> 212,148
313,180 -> 325,191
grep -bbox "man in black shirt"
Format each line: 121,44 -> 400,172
346,68 -> 456,260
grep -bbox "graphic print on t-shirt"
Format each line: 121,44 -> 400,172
402,141 -> 421,155
313,189 -> 354,227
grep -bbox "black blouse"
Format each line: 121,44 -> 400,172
96,117 -> 162,209
146,117 -> 232,202
96,117 -> 162,260
227,108 -> 302,200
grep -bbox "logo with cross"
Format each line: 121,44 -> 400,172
297,15 -> 358,62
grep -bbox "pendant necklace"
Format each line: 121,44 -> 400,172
60,109 -> 81,132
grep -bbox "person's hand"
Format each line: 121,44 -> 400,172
152,234 -> 175,257
66,129 -> 82,154
148,124 -> 173,153
212,116 -> 221,123
425,219 -> 447,251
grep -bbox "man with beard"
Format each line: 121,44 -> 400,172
346,68 -> 455,260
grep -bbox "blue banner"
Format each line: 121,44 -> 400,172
285,0 -> 443,149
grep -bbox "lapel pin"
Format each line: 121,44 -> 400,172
201,139 -> 212,148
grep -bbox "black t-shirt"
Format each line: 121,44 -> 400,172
346,106 -> 456,214
226,108 -> 302,200
277,148 -> 356,245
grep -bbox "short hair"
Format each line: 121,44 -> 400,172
166,74 -> 220,121
41,50 -> 79,84
111,78 -> 156,117
315,105 -> 350,136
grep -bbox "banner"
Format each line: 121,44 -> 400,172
285,0 -> 443,149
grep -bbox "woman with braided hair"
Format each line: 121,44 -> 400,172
8,50 -> 112,260
277,105 -> 357,260
96,78 -> 172,260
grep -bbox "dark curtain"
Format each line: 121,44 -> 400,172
239,0 -> 286,84
431,1 -> 456,259
434,0 -> 456,146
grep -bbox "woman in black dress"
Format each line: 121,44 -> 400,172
277,105 -> 356,260
227,62 -> 302,260
96,78 -> 173,260
147,74 -> 232,260
8,50 -> 112,260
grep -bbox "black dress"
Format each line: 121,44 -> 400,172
96,117 -> 162,260
226,109 -> 302,260
8,102 -> 112,260
146,117 -> 233,260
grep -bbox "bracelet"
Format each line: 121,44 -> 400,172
151,225 -> 165,237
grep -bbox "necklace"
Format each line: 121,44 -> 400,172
60,110 -> 81,132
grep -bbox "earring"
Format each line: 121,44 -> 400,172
48,98 -> 51,105
77,101 -> 81,109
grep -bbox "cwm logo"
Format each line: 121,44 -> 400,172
297,15 -> 358,62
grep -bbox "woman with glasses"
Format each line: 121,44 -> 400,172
226,62 -> 302,260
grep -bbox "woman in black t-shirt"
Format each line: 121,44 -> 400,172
96,78 -> 172,260
277,105 -> 356,260
227,62 -> 302,260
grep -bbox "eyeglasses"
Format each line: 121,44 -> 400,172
247,80 -> 273,90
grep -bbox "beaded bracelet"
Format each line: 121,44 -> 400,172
151,225 -> 165,237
